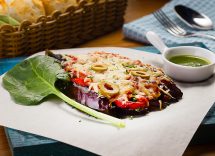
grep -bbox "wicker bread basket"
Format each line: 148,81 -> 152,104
0,0 -> 127,58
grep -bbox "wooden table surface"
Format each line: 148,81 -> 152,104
0,0 -> 215,155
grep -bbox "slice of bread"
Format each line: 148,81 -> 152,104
0,0 -> 8,15
41,0 -> 78,15
8,0 -> 46,22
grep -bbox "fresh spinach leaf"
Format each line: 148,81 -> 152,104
3,55 -> 67,105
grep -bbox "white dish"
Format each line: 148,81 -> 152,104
0,47 -> 215,156
146,31 -> 215,82
163,46 -> 215,82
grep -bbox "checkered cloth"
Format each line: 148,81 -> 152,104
123,0 -> 215,52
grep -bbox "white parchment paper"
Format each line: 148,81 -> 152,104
0,47 -> 215,156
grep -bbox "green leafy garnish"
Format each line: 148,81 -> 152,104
0,15 -> 20,26
131,97 -> 137,102
87,75 -> 94,79
3,55 -> 125,128
0,20 -> 7,25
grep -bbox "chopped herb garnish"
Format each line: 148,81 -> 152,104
87,75 -> 94,79
129,116 -> 133,120
126,65 -> 136,68
135,108 -> 144,112
122,63 -> 136,68
131,97 -> 137,102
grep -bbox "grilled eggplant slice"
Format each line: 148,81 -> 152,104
48,50 -> 183,118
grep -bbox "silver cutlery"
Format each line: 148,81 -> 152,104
153,10 -> 215,40
174,5 -> 213,30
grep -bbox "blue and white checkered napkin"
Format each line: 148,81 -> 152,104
123,0 -> 215,52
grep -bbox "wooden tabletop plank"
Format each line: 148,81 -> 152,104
0,0 -> 215,155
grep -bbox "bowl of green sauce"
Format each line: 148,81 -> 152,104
146,31 -> 215,82
163,46 -> 215,82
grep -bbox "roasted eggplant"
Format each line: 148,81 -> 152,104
47,50 -> 183,118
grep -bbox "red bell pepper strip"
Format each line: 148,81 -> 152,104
114,98 -> 148,110
72,78 -> 87,87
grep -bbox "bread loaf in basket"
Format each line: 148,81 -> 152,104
0,0 -> 127,58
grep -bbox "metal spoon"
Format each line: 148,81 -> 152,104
174,5 -> 213,30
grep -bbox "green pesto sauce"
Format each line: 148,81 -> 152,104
169,55 -> 211,67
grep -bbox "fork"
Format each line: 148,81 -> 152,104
153,10 -> 215,40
